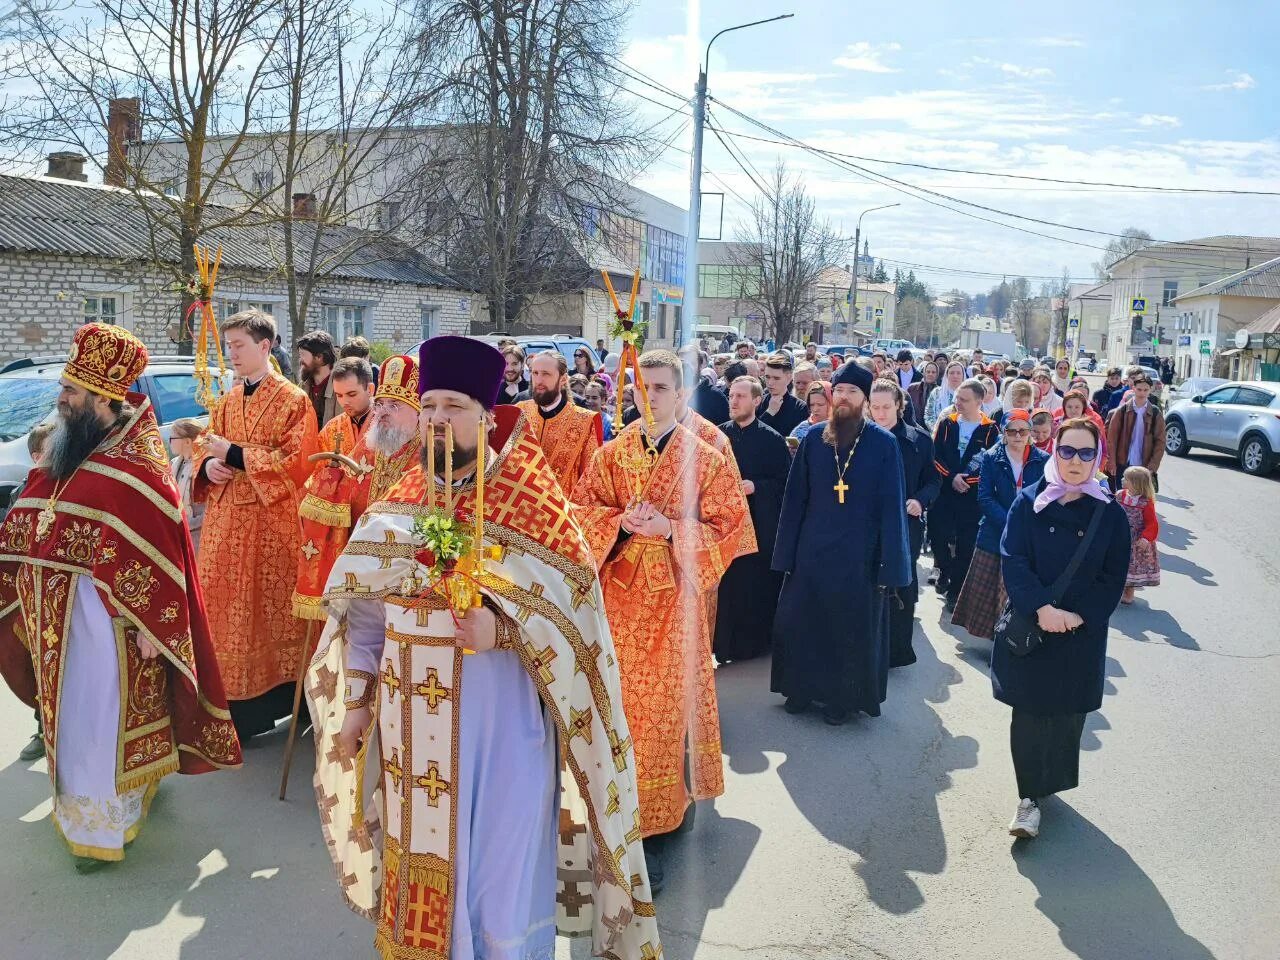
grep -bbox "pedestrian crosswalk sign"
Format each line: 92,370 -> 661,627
874,307 -> 883,317
1131,297 -> 1147,314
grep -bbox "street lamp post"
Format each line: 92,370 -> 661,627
679,13 -> 793,347
847,202 -> 899,342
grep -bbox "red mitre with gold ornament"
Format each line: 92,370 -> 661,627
64,323 -> 149,401
376,354 -> 420,410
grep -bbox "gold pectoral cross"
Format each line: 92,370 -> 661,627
834,478 -> 849,504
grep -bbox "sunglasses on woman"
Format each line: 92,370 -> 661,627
1056,444 -> 1098,463
1004,427 -> 1030,437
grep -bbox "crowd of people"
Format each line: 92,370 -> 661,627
0,319 -> 1168,957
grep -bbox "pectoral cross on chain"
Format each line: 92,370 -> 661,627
834,478 -> 849,504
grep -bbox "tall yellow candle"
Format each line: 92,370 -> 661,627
426,422 -> 436,509
444,422 -> 453,511
474,420 -> 485,560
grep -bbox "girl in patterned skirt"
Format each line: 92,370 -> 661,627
1117,465 -> 1160,604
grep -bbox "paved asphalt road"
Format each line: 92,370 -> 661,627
0,450 -> 1275,960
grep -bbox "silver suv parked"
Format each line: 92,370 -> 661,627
1164,380 -> 1280,476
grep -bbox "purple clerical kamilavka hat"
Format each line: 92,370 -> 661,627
417,335 -> 507,409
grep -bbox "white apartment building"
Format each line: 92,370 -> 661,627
1171,256 -> 1280,379
1104,235 -> 1280,366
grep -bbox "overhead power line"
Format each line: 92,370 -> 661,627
709,127 -> 1280,198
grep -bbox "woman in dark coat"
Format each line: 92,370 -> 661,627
952,410 -> 1048,640
992,417 -> 1130,839
868,378 -> 940,667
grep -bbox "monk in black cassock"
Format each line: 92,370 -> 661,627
770,361 -> 912,724
867,378 -> 940,668
714,376 -> 790,663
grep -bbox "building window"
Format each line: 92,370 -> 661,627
83,295 -> 118,325
697,264 -> 757,299
655,303 -> 667,340
322,304 -> 367,342
381,201 -> 403,231
217,300 -> 276,321
1162,281 -> 1178,307
642,223 -> 685,287
420,305 -> 440,340
252,170 -> 274,194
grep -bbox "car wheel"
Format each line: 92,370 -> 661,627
1239,434 -> 1273,476
1165,418 -> 1191,457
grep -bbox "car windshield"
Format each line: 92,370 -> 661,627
0,377 -> 59,441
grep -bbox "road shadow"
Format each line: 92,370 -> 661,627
1014,801 -> 1215,960
724,621 -> 978,916
1156,518 -> 1196,552
0,727 -> 367,960
1111,601 -> 1202,652
640,802 -> 761,959
1156,494 -> 1194,510
1184,450 -> 1280,484
1160,551 -> 1217,587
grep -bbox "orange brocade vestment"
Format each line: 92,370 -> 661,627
572,422 -> 751,836
515,398 -> 601,496
194,372 -> 318,699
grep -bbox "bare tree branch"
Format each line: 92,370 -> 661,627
729,161 -> 849,346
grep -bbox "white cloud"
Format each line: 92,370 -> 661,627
1137,114 -> 1181,128
1032,36 -> 1085,48
999,62 -> 1054,79
833,41 -> 902,74
1203,70 -> 1256,91
969,57 -> 1053,79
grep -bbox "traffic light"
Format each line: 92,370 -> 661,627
1131,315 -> 1143,334
1152,325 -> 1160,348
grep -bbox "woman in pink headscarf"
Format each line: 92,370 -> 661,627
989,417 -> 1131,841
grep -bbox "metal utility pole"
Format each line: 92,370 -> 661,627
678,13 -> 793,347
846,202 -> 898,342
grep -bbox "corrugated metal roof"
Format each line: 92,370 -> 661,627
1246,303 -> 1280,336
1175,255 -> 1280,301
0,173 -> 460,289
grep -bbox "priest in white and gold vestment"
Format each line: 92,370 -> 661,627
306,336 -> 660,960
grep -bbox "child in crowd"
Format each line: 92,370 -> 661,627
1029,410 -> 1054,452
12,422 -> 54,763
168,418 -> 205,552
1118,465 -> 1160,604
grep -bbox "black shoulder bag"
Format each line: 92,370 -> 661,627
995,499 -> 1105,657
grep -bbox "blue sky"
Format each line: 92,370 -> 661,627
622,0 -> 1280,292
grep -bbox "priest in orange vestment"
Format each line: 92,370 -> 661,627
572,349 -> 750,890
195,309 -> 318,740
293,354 -> 421,619
515,349 -> 601,496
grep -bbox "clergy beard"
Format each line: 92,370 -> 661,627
532,385 -> 562,408
368,418 -> 414,457
45,400 -> 123,480
420,436 -> 479,474
822,405 -> 865,448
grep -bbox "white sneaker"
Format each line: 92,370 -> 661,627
1009,799 -> 1040,838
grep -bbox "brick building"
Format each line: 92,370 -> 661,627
0,164 -> 472,366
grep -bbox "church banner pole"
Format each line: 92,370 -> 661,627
277,618 -> 318,801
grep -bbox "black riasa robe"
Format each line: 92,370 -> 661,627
770,420 -> 912,716
714,418 -> 790,662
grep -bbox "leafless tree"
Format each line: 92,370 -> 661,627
409,0 -> 644,332
1009,276 -> 1039,353
262,0 -> 437,345
1093,227 -> 1152,281
0,0 -> 293,347
730,161 -> 849,346
0,0 -> 440,348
